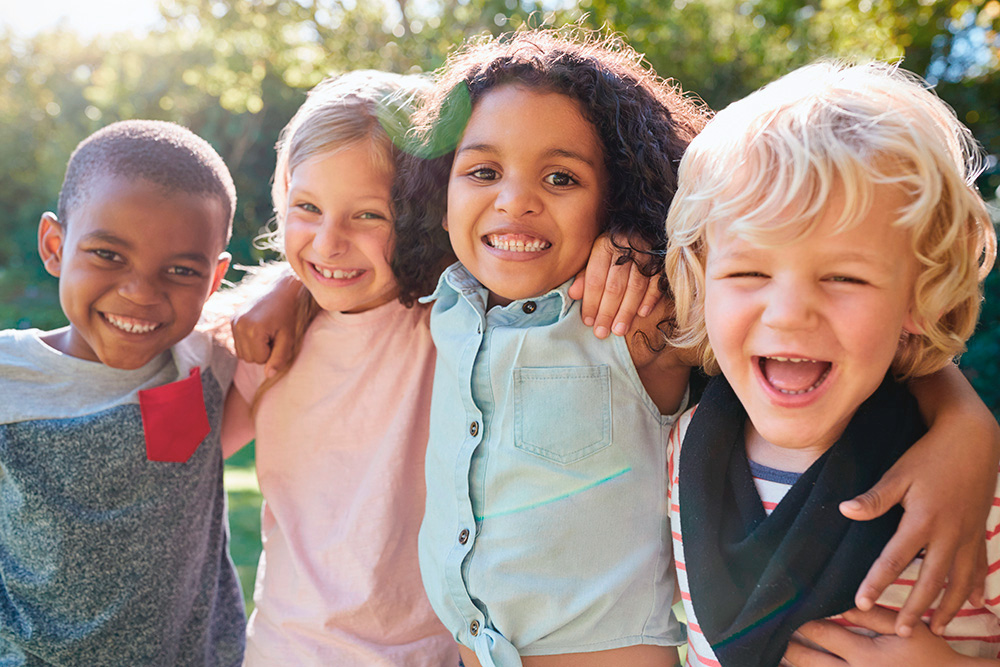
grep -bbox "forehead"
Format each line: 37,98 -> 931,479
461,84 -> 603,159
289,142 -> 394,193
707,181 -> 913,251
75,175 -> 229,248
70,175 -> 229,255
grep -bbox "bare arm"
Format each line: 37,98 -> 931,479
625,300 -> 692,416
221,385 -> 255,459
784,607 -> 996,667
842,364 -> 1000,635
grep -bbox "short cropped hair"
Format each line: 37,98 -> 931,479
58,120 -> 236,244
665,60 -> 997,378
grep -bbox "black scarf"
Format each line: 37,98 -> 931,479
679,374 -> 925,667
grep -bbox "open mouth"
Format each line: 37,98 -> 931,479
758,356 -> 832,395
311,264 -> 364,280
484,233 -> 551,253
103,313 -> 161,335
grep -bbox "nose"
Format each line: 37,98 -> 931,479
494,174 -> 540,218
118,270 -> 162,306
312,215 -> 351,258
760,279 -> 818,331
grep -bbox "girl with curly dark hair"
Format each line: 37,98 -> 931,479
407,29 -> 706,667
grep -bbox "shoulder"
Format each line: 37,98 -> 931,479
172,330 -> 237,392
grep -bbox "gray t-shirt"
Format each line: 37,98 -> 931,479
0,328 -> 245,666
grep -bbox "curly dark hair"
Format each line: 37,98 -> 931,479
391,27 -> 710,306
58,120 -> 236,245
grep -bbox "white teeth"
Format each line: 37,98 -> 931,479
316,266 -> 362,279
761,356 -> 831,395
486,235 -> 550,252
105,314 -> 159,334
769,357 -> 811,363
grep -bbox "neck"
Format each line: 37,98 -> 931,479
743,420 -> 834,474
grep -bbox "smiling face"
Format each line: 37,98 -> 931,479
38,175 -> 230,370
282,143 -> 399,315
445,85 -> 607,306
703,186 -> 921,470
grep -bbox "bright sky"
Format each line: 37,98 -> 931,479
0,0 -> 163,37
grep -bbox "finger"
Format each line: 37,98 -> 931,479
782,641 -> 845,667
610,263 -> 649,336
591,257 -> 630,339
969,536 -> 988,607
265,329 -> 296,375
580,245 -> 613,330
638,272 -> 663,318
929,536 -> 982,633
840,468 -> 906,522
568,268 -> 586,302
854,519 -> 929,614
839,605 -> 901,635
895,534 -> 956,636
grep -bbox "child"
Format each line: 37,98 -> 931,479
220,71 -> 461,666
0,121 -> 245,665
393,30 -> 710,667
663,61 -> 999,666
394,32 -> 1000,667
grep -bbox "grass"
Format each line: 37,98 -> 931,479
223,443 -> 263,615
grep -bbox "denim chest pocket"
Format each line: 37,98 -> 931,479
512,365 -> 612,464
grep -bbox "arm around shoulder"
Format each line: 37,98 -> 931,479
626,300 -> 692,417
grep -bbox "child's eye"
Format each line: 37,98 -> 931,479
470,167 -> 499,181
297,202 -> 321,214
91,248 -> 123,263
167,266 -> 202,278
826,275 -> 868,285
544,171 -> 577,187
358,211 -> 388,221
728,271 -> 768,279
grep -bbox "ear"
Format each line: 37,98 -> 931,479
902,302 -> 924,336
37,212 -> 65,278
209,252 -> 232,294
442,216 -> 449,232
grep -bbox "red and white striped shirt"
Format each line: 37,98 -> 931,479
668,407 -> 1000,665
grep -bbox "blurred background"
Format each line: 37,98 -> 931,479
3,0 -> 998,610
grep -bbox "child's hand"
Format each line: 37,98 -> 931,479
839,365 -> 1000,637
783,607 -> 993,666
567,234 -> 662,339
231,270 -> 302,375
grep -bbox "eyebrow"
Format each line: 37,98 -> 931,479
456,143 -> 598,167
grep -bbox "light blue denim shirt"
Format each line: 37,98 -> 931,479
418,264 -> 686,667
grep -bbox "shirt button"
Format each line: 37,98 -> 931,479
459,528 -> 470,544
469,421 -> 479,437
522,301 -> 537,314
470,620 -> 480,636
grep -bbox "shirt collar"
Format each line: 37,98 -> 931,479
422,262 -> 576,320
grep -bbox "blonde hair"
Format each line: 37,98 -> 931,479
252,70 -> 428,410
665,60 -> 996,378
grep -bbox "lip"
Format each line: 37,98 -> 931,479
752,354 -> 835,409
101,312 -> 164,336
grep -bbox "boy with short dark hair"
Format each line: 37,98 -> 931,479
0,120 -> 245,665
664,61 -> 998,666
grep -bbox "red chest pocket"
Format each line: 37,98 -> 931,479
138,367 -> 211,463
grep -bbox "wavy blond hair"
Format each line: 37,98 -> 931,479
664,60 -> 996,379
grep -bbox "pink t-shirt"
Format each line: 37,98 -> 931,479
234,300 -> 457,666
